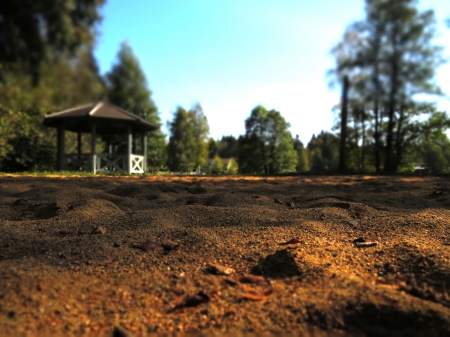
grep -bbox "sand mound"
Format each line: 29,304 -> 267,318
2,175 -> 450,336
62,198 -> 125,222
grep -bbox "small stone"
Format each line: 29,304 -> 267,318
7,310 -> 16,319
113,242 -> 120,247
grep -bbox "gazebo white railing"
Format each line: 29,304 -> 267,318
95,154 -> 127,173
63,153 -> 145,174
130,154 -> 145,174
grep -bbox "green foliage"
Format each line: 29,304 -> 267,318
0,1 -> 107,173
217,135 -> 239,158
212,155 -> 224,173
306,132 -> 339,173
294,135 -> 309,173
167,107 -> 195,172
226,158 -> 239,174
419,141 -> 450,174
0,47 -> 108,172
415,111 -> 450,174
189,103 -> 210,169
105,42 -> 166,167
207,136 -> 239,175
1,50 -> 105,110
106,42 -> 157,114
330,0 -> 445,173
208,138 -> 219,158
238,106 -> 297,174
166,105 -> 209,172
0,107 -> 56,171
0,0 -> 105,84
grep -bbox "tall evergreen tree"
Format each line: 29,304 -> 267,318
166,107 -> 197,172
188,103 -> 210,170
294,135 -> 309,173
105,42 -> 166,167
106,42 -> 156,115
307,131 -> 339,173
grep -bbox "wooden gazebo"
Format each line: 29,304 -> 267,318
43,102 -> 158,174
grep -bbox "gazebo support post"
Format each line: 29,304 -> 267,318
91,123 -> 97,174
127,125 -> 132,174
143,132 -> 147,174
108,134 -> 113,155
77,131 -> 82,168
57,123 -> 65,171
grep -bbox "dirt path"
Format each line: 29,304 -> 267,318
1,175 -> 450,336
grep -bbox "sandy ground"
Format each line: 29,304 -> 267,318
1,174 -> 450,336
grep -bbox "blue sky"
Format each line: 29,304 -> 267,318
94,0 -> 450,145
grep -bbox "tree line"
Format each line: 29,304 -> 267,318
0,0 -> 449,174
330,0 -> 450,174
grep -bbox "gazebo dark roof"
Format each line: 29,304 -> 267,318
43,102 -> 158,134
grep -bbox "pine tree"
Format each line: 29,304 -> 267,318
166,107 -> 197,172
105,42 -> 166,168
188,103 -> 209,170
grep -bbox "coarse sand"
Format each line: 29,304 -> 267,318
1,174 -> 450,336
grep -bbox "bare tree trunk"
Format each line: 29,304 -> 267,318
372,24 -> 383,173
374,102 -> 381,173
339,76 -> 350,173
353,110 -> 360,169
384,26 -> 400,174
361,108 -> 366,171
393,104 -> 405,172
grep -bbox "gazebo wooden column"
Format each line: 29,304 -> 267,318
77,131 -> 82,164
56,123 -> 65,171
127,126 -> 132,174
143,132 -> 147,174
91,123 -> 97,174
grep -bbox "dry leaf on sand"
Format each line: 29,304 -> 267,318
167,291 -> 210,313
207,263 -> 235,275
240,289 -> 273,301
239,275 -> 269,285
278,238 -> 300,245
162,240 -> 179,251
132,241 -> 163,252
